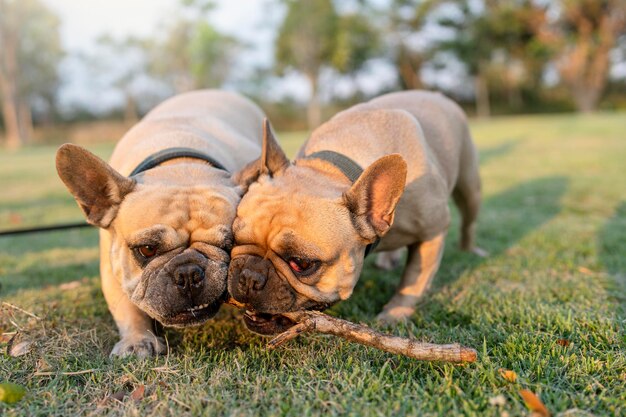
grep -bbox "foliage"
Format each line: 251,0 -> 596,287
275,0 -> 379,127
0,0 -> 63,147
554,0 -> 626,112
148,0 -> 239,92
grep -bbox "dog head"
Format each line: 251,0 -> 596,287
56,144 -> 239,327
228,121 -> 407,334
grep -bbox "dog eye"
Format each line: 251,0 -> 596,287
288,257 -> 319,276
137,245 -> 157,259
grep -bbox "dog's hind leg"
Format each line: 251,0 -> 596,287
453,139 -> 488,257
376,233 -> 446,324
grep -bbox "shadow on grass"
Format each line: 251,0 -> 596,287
598,201 -> 626,311
0,228 -> 99,296
338,176 -> 569,320
478,138 -> 522,165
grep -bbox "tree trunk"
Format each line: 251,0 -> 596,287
18,99 -> 32,144
0,0 -> 23,148
398,47 -> 422,90
474,63 -> 491,118
0,83 -> 21,148
124,91 -> 139,124
306,73 -> 321,129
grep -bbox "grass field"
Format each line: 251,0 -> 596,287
1,114 -> 625,416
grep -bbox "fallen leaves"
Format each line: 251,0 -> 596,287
497,369 -> 552,416
499,368 -> 518,383
519,389 -> 551,417
556,338 -> 571,347
129,385 -> 146,401
0,382 -> 27,404
6,332 -> 32,357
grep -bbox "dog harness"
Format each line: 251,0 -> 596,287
129,147 -> 227,177
305,150 -> 381,257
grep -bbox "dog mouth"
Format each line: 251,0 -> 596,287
242,310 -> 297,335
161,300 -> 223,327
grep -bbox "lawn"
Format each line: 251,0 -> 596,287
1,113 -> 625,416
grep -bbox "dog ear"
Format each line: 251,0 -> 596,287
233,119 -> 290,190
343,154 -> 407,241
56,144 -> 136,228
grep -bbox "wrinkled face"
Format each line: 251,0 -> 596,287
111,181 -> 239,328
228,167 -> 367,334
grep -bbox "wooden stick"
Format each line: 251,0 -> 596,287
226,299 -> 477,363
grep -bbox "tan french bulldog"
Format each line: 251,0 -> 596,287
228,90 -> 485,334
56,90 -> 265,357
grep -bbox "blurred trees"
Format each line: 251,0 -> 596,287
149,0 -> 239,93
386,0 -> 439,90
0,0 -> 63,148
438,0 -> 553,117
1,0 -> 625,142
555,0 -> 626,112
276,0 -> 379,128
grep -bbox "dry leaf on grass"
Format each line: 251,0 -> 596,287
519,389 -> 550,417
499,368 -> 518,382
578,267 -> 594,275
109,390 -> 127,402
7,333 -> 32,357
130,385 -> 146,401
556,339 -> 571,347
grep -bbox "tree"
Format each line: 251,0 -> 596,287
149,0 -> 239,93
437,0 -> 552,116
0,0 -> 63,148
386,0 -> 439,90
276,0 -> 379,128
556,0 -> 626,112
89,35 -> 152,123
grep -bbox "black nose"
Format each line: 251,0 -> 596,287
173,264 -> 205,293
241,268 -> 267,293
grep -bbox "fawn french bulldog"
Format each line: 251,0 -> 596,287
56,90 -> 265,356
228,90 -> 485,334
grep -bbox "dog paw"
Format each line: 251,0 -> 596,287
376,306 -> 415,325
110,334 -> 166,358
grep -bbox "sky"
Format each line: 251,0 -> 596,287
39,0 -> 399,115
41,0 -> 320,113
38,0 -> 626,115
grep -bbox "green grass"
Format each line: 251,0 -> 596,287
1,113 -> 625,416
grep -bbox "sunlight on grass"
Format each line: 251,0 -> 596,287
1,114 -> 625,416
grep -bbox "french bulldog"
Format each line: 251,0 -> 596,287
56,90 -> 265,356
228,90 -> 485,334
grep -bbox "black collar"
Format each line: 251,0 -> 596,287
304,150 -> 381,258
129,147 -> 227,177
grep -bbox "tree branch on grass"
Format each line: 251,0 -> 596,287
227,299 -> 477,363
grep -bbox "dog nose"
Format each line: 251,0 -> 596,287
173,264 -> 205,292
242,268 -> 267,292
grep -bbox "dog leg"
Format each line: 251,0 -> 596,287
100,232 -> 165,358
376,233 -> 446,324
453,162 -> 488,257
374,248 -> 405,271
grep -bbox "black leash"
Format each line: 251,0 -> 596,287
0,147 -> 225,237
0,221 -> 93,237
305,150 -> 381,257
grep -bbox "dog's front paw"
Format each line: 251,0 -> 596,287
110,334 -> 166,358
376,306 -> 415,325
